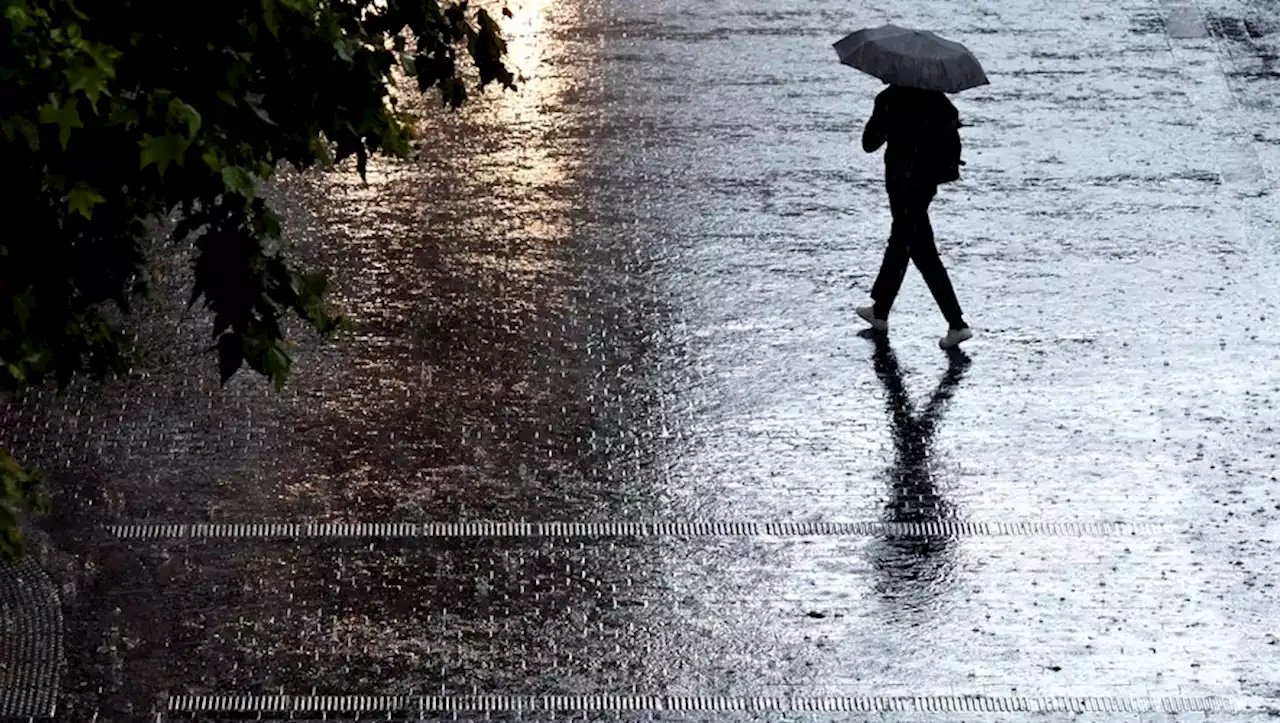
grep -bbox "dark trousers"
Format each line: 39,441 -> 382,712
870,178 -> 966,329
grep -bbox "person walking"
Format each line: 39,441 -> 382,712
856,83 -> 973,349
832,24 -> 988,349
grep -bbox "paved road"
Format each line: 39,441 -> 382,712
2,0 -> 1280,719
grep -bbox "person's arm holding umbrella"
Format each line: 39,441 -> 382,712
935,95 -> 966,178
862,90 -> 889,153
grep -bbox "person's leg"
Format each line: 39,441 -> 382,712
905,185 -> 967,329
869,181 -> 912,319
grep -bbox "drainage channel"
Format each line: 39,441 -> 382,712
166,693 -> 1269,716
109,520 -> 1163,541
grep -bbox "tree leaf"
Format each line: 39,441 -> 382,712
243,93 -> 276,126
37,95 -> 83,150
220,165 -> 256,201
216,332 -> 244,383
441,76 -> 467,108
0,448 -> 44,559
62,0 -> 89,22
139,133 -> 190,175
308,133 -> 334,167
11,292 -> 33,330
81,41 -> 121,74
167,98 -> 202,138
263,343 -> 291,390
333,37 -> 354,62
354,144 -> 368,179
472,10 -> 515,89
296,270 -> 328,299
261,0 -> 281,37
64,63 -> 112,110
1,115 -> 40,150
252,207 -> 282,239
106,102 -> 139,128
4,3 -> 35,33
399,52 -> 418,76
212,312 -> 232,338
65,182 -> 106,219
5,364 -> 26,384
201,148 -> 224,172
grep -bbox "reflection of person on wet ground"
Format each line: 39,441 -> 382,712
863,332 -> 971,612
855,84 -> 974,351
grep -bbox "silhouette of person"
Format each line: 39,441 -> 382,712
856,84 -> 973,350
862,332 -> 971,619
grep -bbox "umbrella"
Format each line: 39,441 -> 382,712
834,24 -> 989,93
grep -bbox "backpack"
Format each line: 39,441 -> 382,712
932,119 -> 965,184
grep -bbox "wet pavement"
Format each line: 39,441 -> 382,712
3,0 -> 1280,719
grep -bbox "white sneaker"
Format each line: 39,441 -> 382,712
856,305 -> 888,332
940,327 -> 973,349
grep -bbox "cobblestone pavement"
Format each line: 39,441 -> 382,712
3,0 -> 1280,719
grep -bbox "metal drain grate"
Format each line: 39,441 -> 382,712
110,520 -> 1161,541
0,555 -> 63,718
166,693 -> 1250,715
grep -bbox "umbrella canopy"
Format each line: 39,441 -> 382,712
834,24 -> 989,93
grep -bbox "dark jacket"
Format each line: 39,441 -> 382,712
862,85 -> 962,184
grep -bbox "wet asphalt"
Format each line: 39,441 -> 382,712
2,0 -> 1280,720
